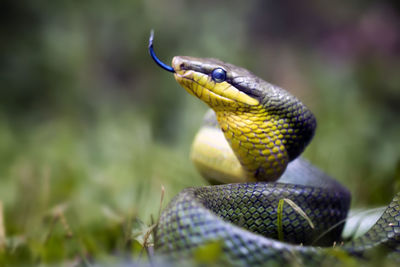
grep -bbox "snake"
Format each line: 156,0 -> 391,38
148,31 -> 400,265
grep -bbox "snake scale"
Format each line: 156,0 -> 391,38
148,32 -> 400,265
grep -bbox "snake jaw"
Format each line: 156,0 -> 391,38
174,70 -> 237,107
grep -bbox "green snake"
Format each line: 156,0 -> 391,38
148,32 -> 400,265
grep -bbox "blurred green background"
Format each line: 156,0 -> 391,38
0,0 -> 399,265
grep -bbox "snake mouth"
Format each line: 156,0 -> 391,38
172,57 -> 259,107
174,71 -> 237,105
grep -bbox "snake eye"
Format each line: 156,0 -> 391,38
211,68 -> 227,83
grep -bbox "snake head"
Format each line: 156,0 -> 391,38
172,56 -> 262,110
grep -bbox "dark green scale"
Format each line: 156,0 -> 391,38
195,183 -> 348,245
155,186 -> 400,266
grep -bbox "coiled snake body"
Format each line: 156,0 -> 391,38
149,32 -> 400,265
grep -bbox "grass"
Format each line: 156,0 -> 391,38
0,106 -> 207,266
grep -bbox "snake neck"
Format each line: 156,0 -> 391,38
214,108 -> 284,181
210,84 -> 316,181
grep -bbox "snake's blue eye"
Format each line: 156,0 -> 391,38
211,68 -> 227,83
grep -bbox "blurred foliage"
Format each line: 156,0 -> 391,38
0,0 -> 399,265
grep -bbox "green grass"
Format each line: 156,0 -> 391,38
0,106 -> 207,266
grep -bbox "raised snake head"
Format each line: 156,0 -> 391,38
172,56 -> 316,181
